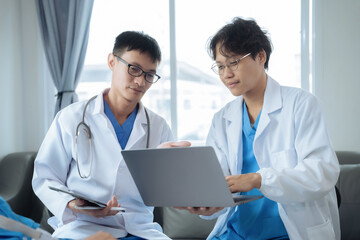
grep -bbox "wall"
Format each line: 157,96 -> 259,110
0,0 -> 46,158
313,0 -> 360,151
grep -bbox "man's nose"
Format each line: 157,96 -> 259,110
134,74 -> 146,87
222,66 -> 234,78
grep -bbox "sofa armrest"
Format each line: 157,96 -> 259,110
0,152 -> 44,223
336,164 -> 360,240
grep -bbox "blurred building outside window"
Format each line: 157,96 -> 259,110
77,0 -> 302,145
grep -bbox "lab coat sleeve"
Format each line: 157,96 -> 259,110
32,112 -> 77,224
258,94 -> 340,204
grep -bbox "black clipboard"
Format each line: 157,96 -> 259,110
48,186 -> 125,212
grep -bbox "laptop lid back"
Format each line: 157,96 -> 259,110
121,146 -> 235,207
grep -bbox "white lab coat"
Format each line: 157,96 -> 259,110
203,77 -> 340,240
32,90 -> 173,239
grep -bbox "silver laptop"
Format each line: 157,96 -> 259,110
121,146 -> 263,207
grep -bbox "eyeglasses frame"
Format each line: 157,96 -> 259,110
113,54 -> 161,84
211,52 -> 252,75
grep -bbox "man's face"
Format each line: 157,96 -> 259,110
108,50 -> 158,104
214,43 -> 265,97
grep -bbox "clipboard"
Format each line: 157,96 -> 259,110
48,186 -> 125,212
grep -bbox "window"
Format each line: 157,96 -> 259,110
77,0 -> 303,144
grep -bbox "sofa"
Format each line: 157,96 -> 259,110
334,151 -> 360,240
1,151 -> 359,240
0,152 -> 44,223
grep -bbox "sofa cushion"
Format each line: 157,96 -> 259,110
159,207 -> 216,239
336,164 -> 360,240
0,152 -> 44,223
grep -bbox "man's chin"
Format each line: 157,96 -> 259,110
228,89 -> 242,97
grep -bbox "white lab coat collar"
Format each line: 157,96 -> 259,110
222,97 -> 243,175
255,76 -> 282,139
126,102 -> 148,149
221,76 -> 282,174
90,89 -> 149,150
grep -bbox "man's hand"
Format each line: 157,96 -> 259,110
84,231 -> 116,240
157,141 -> 191,148
174,206 -> 224,216
225,173 -> 262,193
67,195 -> 121,218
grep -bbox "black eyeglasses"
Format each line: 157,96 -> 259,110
211,53 -> 252,75
113,54 -> 161,84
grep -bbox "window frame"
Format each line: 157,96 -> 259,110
45,0 -> 313,140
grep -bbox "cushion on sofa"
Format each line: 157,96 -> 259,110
157,207 -> 216,240
336,164 -> 360,240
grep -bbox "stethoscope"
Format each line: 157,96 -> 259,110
75,95 -> 150,178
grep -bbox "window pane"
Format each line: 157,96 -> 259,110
78,0 -> 301,144
175,0 -> 301,142
77,0 -> 171,123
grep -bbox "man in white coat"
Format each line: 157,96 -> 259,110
32,31 -> 188,240
178,17 -> 340,240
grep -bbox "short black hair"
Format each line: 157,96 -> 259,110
208,17 -> 272,69
113,31 -> 161,63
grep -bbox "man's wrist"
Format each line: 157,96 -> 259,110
254,173 -> 262,189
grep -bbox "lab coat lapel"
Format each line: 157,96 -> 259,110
125,103 -> 147,149
223,97 -> 243,175
255,76 -> 282,140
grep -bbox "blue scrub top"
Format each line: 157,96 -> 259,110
103,100 -> 146,240
214,101 -> 289,240
104,99 -> 139,150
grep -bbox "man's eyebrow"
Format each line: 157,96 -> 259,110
215,56 -> 238,64
130,61 -> 157,73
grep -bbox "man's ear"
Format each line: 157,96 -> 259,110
108,53 -> 116,70
257,49 -> 267,66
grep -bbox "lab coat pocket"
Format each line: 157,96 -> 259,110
271,148 -> 297,170
306,219 -> 336,240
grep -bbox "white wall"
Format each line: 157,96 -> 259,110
0,0 -> 46,159
0,0 -> 359,158
313,0 -> 360,151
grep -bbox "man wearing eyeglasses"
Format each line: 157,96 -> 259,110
177,17 -> 340,240
32,31 -> 188,240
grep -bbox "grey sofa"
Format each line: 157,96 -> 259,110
335,151 -> 360,240
0,152 -> 44,223
1,151 -> 359,240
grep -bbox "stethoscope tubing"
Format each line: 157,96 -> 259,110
75,95 -> 150,178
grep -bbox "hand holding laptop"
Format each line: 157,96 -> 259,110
173,172 -> 263,216
156,140 -> 191,148
174,206 -> 224,216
